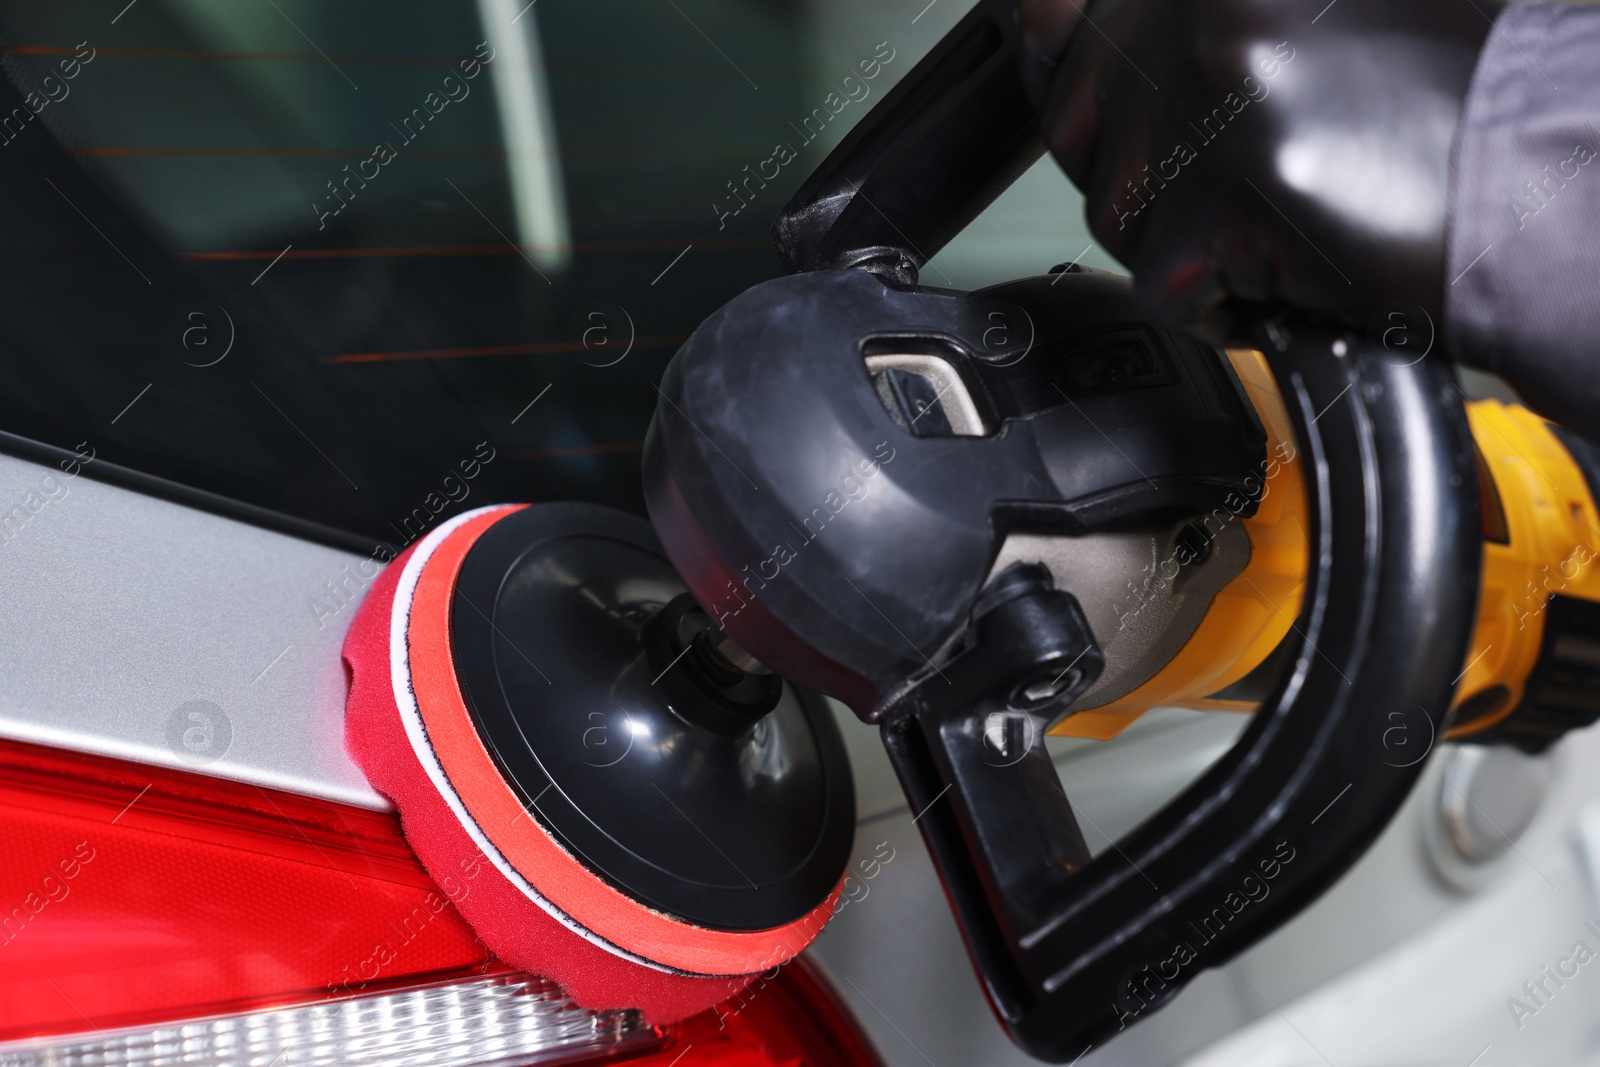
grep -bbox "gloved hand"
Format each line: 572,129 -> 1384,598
1018,0 -> 1497,340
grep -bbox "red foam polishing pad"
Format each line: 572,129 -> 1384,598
343,506 -> 841,1022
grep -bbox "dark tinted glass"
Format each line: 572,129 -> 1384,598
0,1 -> 1107,549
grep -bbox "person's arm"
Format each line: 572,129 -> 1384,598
1447,2 -> 1600,439
1019,0 -> 1600,439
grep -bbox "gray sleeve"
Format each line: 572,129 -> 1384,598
1445,1 -> 1600,440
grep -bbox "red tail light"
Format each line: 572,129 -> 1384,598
0,737 -> 882,1067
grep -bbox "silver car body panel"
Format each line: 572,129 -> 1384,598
0,450 -> 384,809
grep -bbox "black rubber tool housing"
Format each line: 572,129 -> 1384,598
645,267 -> 1267,717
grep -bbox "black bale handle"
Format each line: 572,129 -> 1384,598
880,324 -> 1480,1059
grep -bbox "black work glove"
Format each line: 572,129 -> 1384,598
1017,0 -> 1497,341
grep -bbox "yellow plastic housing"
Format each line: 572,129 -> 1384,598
1051,353 -> 1600,742
1447,400 -> 1600,736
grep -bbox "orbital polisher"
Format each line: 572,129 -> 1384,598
345,0 -> 1600,1056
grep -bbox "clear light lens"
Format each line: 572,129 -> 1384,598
0,971 -> 661,1067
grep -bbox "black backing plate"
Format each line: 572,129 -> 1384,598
449,502 -> 855,932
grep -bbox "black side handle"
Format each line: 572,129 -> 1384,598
771,0 -> 1043,282
880,323 -> 1481,1059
